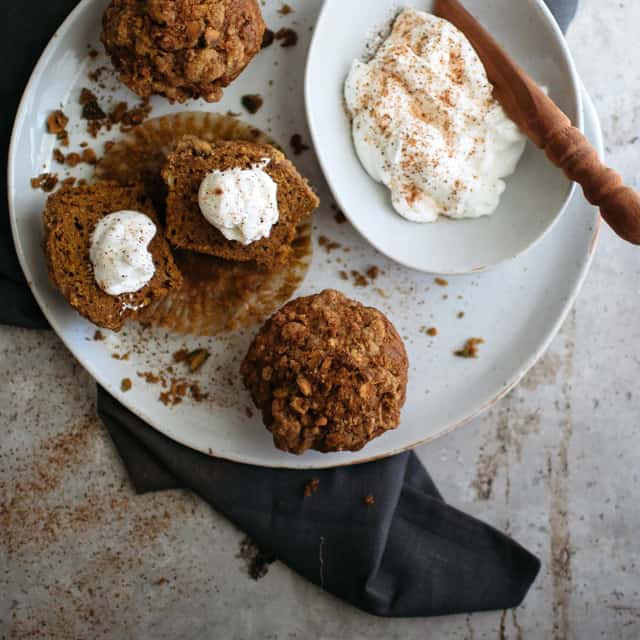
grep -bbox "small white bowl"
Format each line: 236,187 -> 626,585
305,0 -> 583,274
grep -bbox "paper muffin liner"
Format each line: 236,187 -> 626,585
96,111 -> 312,336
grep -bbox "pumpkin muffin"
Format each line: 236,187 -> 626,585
162,135 -> 319,266
241,289 -> 409,454
43,181 -> 182,331
102,0 -> 265,103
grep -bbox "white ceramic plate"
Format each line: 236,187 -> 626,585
305,0 -> 583,274
9,0 -> 600,468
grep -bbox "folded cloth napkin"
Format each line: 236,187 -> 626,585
1,0 -> 577,618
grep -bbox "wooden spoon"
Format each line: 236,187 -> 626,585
434,0 -> 640,245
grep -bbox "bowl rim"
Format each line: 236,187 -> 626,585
304,0 -> 585,275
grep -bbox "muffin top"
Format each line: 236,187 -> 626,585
102,0 -> 265,103
241,289 -> 409,454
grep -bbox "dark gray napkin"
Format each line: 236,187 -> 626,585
1,0 -> 577,617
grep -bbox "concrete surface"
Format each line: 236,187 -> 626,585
1,1 -> 640,637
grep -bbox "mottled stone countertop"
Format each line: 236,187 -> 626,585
2,1 -> 639,638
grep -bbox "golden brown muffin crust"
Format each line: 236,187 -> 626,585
102,0 -> 265,103
162,135 -> 319,267
43,181 -> 182,331
241,289 -> 409,454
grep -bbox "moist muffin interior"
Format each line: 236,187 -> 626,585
43,181 -> 182,331
162,135 -> 319,267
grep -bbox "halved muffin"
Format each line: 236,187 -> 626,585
43,181 -> 182,331
162,135 -> 320,267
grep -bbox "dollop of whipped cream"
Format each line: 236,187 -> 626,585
344,9 -> 527,222
198,160 -> 279,245
89,211 -> 156,296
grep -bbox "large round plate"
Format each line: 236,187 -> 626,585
9,0 -> 600,468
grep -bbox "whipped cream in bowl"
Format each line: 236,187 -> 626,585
305,0 -> 582,273
344,9 -> 527,224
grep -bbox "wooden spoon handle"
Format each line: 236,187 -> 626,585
434,0 -> 640,246
545,123 -> 640,244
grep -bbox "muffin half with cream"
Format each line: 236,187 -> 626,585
162,135 -> 319,267
43,181 -> 182,331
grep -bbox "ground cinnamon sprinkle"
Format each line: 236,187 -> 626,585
454,337 -> 484,358
426,327 -> 438,337
457,311 -> 465,319
93,330 -> 105,341
435,277 -> 449,286
121,378 -> 132,392
279,3 -> 293,15
303,479 -> 319,497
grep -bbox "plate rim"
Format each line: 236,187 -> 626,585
7,0 -> 601,469
304,0 -> 585,275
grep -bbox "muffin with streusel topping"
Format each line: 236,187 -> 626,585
102,0 -> 265,103
241,290 -> 409,454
